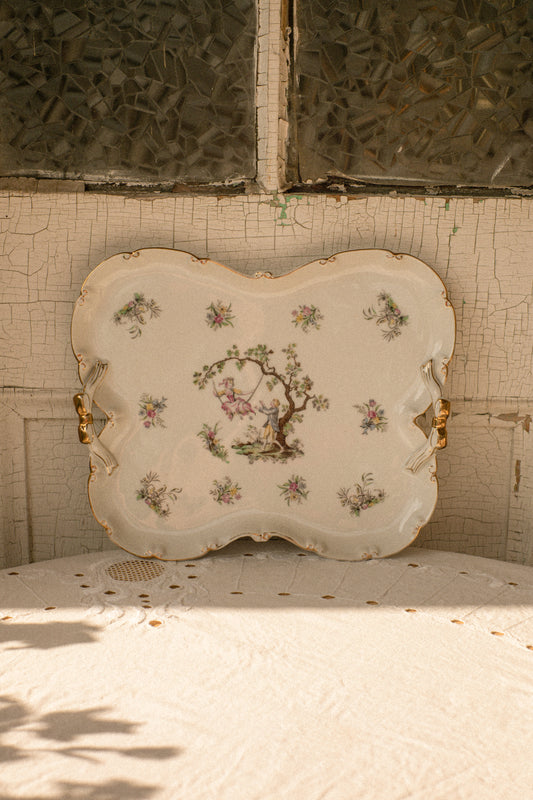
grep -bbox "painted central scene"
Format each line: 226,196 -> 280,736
193,342 -> 330,463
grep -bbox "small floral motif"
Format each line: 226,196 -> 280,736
136,472 -> 181,517
291,304 -> 324,333
197,422 -> 229,462
113,292 -> 161,338
363,292 -> 408,341
139,394 -> 167,429
210,476 -> 242,505
338,473 -> 385,517
278,475 -> 309,506
354,399 -> 388,434
206,301 -> 234,329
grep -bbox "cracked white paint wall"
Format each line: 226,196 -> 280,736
1,189 -> 533,567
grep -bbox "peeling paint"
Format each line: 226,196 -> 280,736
514,459 -> 521,496
495,413 -> 532,432
266,192 -> 304,225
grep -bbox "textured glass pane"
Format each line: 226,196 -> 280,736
294,0 -> 533,186
0,0 -> 256,183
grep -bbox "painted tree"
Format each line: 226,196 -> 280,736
193,343 -> 329,459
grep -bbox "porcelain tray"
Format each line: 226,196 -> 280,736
71,248 -> 455,560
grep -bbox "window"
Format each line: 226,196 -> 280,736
292,0 -> 533,187
0,0 -> 256,184
1,0 -> 531,190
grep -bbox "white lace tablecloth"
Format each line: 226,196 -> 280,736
1,540 -> 533,800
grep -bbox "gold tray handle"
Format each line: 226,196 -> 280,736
73,393 -> 93,444
406,361 -> 450,474
432,399 -> 451,450
73,360 -> 118,474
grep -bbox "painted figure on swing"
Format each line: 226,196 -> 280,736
214,376 -> 255,420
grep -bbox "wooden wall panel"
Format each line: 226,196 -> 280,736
1,190 -> 532,567
418,413 -> 514,560
26,419 -> 118,563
